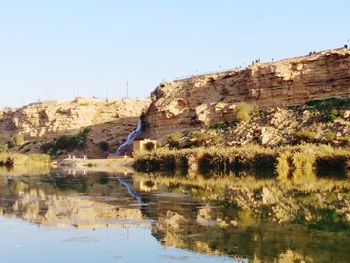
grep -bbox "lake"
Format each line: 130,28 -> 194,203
0,170 -> 349,263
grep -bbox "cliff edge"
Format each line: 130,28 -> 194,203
143,48 -> 350,141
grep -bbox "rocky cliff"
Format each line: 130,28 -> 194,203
0,98 -> 150,157
143,48 -> 350,141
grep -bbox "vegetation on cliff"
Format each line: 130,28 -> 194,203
155,98 -> 349,151
40,127 -> 91,157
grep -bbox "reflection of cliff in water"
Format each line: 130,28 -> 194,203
152,215 -> 350,263
0,171 -> 350,262
133,172 -> 350,263
0,172 -> 148,228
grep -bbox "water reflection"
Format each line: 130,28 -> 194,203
0,172 -> 148,228
0,170 -> 349,263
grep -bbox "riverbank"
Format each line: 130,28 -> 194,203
133,144 -> 350,177
0,153 -> 51,175
57,156 -> 134,174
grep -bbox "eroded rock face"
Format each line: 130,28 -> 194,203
143,48 -> 350,141
0,98 -> 150,157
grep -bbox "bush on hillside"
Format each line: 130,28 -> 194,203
293,130 -> 316,143
8,133 -> 25,149
235,102 -> 252,122
167,133 -> 182,149
305,98 -> 350,122
99,141 -> 109,151
40,128 -> 91,156
322,132 -> 337,143
191,131 -> 222,147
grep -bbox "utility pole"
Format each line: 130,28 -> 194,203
126,81 -> 129,99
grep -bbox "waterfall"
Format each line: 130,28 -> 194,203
115,120 -> 142,156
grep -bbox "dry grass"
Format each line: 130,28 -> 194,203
235,102 -> 252,122
133,148 -> 193,172
134,144 -> 350,178
0,153 -> 51,170
134,145 -> 277,174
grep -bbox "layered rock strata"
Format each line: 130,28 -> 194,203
143,48 -> 350,141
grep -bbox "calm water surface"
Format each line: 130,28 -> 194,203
0,170 -> 349,263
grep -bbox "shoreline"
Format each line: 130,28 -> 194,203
57,156 -> 134,174
133,144 -> 350,177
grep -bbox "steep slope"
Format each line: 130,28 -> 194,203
143,48 -> 350,141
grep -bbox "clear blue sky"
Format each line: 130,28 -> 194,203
0,0 -> 349,109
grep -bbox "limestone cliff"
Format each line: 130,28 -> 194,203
0,98 -> 150,157
143,48 -> 350,141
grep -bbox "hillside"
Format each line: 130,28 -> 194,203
0,98 -> 150,158
1,48 -> 350,158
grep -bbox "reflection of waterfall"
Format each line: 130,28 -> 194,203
116,120 -> 142,156
115,175 -> 142,204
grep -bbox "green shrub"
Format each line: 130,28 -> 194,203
9,133 -> 25,148
133,148 -> 191,172
293,130 -> 316,143
191,131 -> 211,146
209,121 -> 237,130
55,136 -> 77,150
209,121 -> 229,130
305,98 -> 349,122
322,132 -> 337,143
196,146 -> 277,174
134,146 -> 277,175
40,142 -> 55,153
134,144 -> 350,180
42,128 -> 91,156
235,102 -> 252,122
191,131 -> 222,147
167,133 -> 182,149
49,148 -> 58,157
339,135 -> 350,143
99,141 -> 109,151
326,108 -> 338,122
305,98 -> 350,110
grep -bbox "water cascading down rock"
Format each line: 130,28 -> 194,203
116,120 -> 142,155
